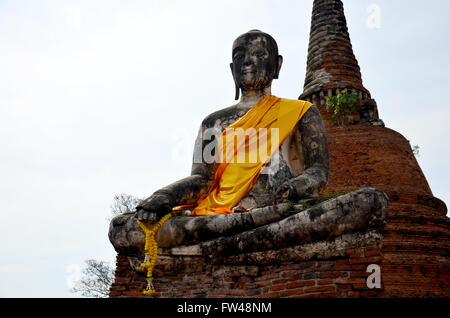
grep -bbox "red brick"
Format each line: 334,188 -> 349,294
319,292 -> 341,298
286,280 -> 315,289
280,264 -> 301,271
350,271 -> 369,278
350,256 -> 380,264
364,249 -> 381,257
109,291 -> 122,297
280,288 -> 304,297
261,269 -> 279,275
281,270 -> 300,278
299,267 -> 316,274
256,281 -> 271,287
334,264 -> 366,271
335,278 -> 365,285
361,290 -> 380,297
255,273 -> 279,281
122,291 -> 145,297
318,272 -> 345,279
244,289 -> 261,297
335,259 -> 350,266
243,283 -> 259,289
353,283 -> 369,289
317,279 -> 335,285
209,289 -> 232,296
293,293 -> 320,298
336,284 -> 353,292
272,278 -> 288,284
299,262 -> 316,270
304,286 -> 336,293
269,284 -> 285,292
228,289 -> 248,297
113,277 -> 132,283
238,276 -> 251,283
287,274 -> 303,281
316,263 -> 334,271
255,292 -> 279,298
347,291 -> 360,298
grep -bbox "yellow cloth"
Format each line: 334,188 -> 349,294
190,95 -> 312,216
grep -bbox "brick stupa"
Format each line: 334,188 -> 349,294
301,0 -> 449,297
109,0 -> 449,298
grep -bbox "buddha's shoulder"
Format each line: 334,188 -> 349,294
201,103 -> 248,128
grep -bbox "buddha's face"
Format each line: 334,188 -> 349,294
231,32 -> 282,91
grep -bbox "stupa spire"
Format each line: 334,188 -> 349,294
300,0 -> 371,108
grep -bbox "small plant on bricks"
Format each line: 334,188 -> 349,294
325,89 -> 360,126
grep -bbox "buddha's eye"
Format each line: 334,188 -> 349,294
234,53 -> 243,60
253,49 -> 266,57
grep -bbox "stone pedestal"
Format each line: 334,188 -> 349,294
110,231 -> 384,298
109,188 -> 390,298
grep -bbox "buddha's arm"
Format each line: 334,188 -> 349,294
277,105 -> 330,199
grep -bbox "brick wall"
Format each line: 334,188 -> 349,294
321,124 -> 450,297
110,245 -> 385,298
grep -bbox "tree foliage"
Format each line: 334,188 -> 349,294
71,193 -> 142,297
412,145 -> 420,157
325,89 -> 360,126
109,193 -> 143,219
70,259 -> 115,298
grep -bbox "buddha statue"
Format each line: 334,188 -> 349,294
136,29 -> 329,220
109,30 -> 387,256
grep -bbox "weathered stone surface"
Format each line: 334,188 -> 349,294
219,230 -> 383,266
164,188 -> 387,257
109,188 -> 388,257
110,231 -> 388,298
109,203 -> 292,254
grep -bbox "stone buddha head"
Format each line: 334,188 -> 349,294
230,30 -> 283,100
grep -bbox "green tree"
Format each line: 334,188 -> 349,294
325,89 -> 360,126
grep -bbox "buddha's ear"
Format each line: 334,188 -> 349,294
230,62 -> 240,100
274,55 -> 283,79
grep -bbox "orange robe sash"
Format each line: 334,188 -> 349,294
178,95 -> 312,216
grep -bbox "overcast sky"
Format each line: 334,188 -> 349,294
0,0 -> 449,297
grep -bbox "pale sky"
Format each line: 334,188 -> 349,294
0,0 -> 449,297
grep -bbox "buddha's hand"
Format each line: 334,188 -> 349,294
135,194 -> 173,222
276,175 -> 317,202
275,182 -> 297,201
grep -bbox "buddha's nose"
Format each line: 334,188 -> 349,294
243,54 -> 252,66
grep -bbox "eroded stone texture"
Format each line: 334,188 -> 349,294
110,230 -> 388,298
109,203 -> 292,254
109,188 -> 387,258
164,188 -> 387,257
